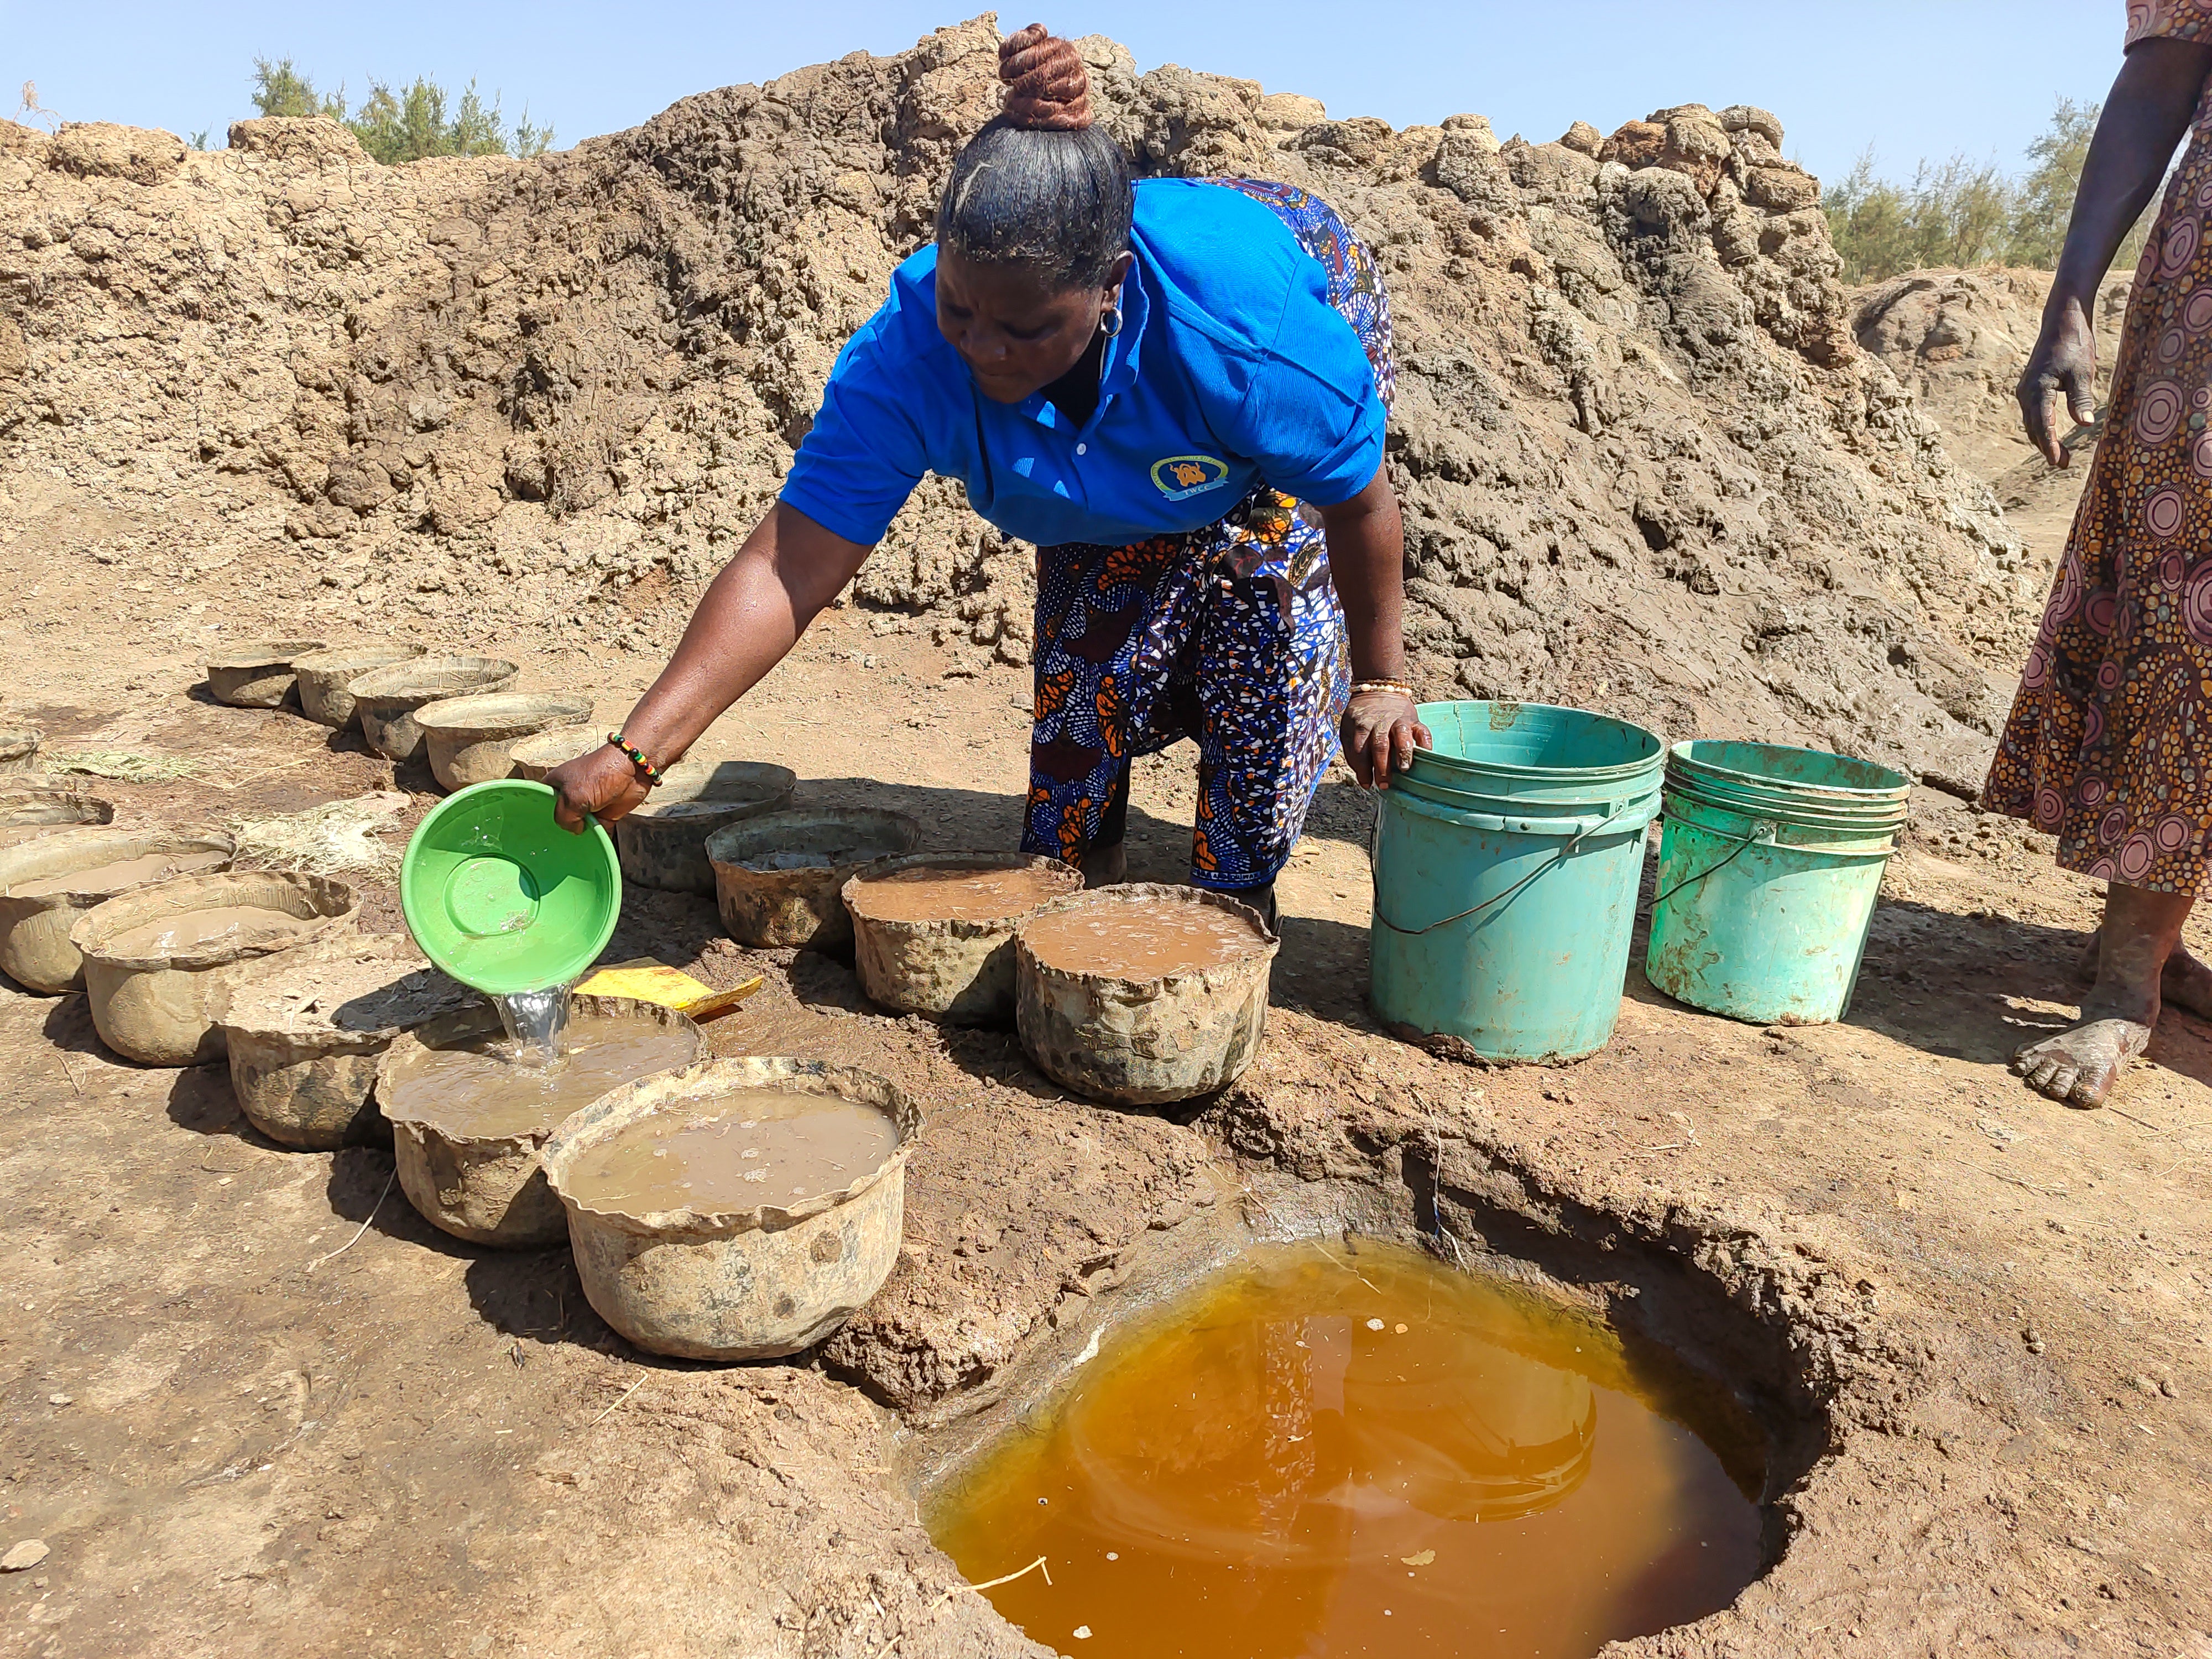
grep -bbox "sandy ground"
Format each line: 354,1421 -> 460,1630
2,564 -> 2211,1659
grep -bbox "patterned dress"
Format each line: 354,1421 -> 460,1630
1985,2 -> 2212,891
1021,180 -> 1395,890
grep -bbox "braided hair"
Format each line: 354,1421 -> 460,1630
936,23 -> 1134,291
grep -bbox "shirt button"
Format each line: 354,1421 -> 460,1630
1076,443 -> 1087,455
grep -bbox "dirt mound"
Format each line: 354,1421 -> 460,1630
0,18 -> 2031,779
1848,265 -> 2130,592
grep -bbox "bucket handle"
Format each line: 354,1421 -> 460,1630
1369,796 -> 1642,938
1647,818 -> 1780,916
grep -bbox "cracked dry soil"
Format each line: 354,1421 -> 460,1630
1,609 -> 2210,1659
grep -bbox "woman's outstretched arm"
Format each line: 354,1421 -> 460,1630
548,503 -> 872,831
2020,36 -> 2212,463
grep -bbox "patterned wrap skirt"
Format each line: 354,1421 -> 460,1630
1020,179 -> 1396,890
1984,30 -> 2212,894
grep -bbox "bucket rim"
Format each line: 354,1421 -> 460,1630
1667,738 -> 1911,801
1661,789 -> 1904,849
1385,778 -> 1663,838
1410,699 -> 1666,785
1392,768 -> 1663,818
1662,775 -> 1910,829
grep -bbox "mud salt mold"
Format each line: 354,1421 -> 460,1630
213,936 -> 477,1150
0,827 -> 236,992
415,691 -> 594,792
705,806 -> 922,951
844,852 -> 1082,1023
615,758 -> 797,895
204,639 -> 327,708
0,787 -> 114,849
70,871 -> 359,1065
348,655 -> 518,761
541,1056 -> 919,1361
508,726 -> 604,782
378,995 -> 703,1247
0,727 -> 41,773
1014,884 -> 1279,1106
291,643 -> 427,730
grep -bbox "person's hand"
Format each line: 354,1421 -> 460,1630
2018,294 -> 2100,467
1341,689 -> 1430,789
547,743 -> 651,833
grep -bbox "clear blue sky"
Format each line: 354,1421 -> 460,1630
4,2 -> 2127,188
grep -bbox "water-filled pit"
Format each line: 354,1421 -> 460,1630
927,1237 -> 1763,1659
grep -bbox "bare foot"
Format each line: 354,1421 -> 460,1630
2012,1018 -> 2151,1109
2072,933 -> 2212,1020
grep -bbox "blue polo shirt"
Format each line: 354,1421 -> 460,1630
779,178 -> 1385,550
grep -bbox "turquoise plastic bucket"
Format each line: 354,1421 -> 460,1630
1644,742 -> 1911,1025
1370,701 -> 1665,1061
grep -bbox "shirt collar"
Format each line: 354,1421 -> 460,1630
1017,249 -> 1151,434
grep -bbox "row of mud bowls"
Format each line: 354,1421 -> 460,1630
0,796 -> 1279,1361
205,637 -> 601,792
202,639 -> 829,906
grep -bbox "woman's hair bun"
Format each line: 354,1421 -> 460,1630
999,23 -> 1093,131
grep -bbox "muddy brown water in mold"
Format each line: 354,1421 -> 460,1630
7,847 -> 229,897
382,1016 -> 699,1139
851,864 -> 1071,924
928,1238 -> 1763,1659
1024,896 -> 1270,978
562,1087 -> 902,1211
98,904 -> 324,958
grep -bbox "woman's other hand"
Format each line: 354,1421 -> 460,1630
547,743 -> 651,833
2017,294 -> 2099,467
1342,688 -> 1430,789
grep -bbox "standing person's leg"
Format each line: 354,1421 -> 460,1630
1085,760 -> 1133,886
1022,534 -> 1195,879
2072,922 -> 2212,1014
2017,884 -> 2195,1107
1187,497 -> 1349,931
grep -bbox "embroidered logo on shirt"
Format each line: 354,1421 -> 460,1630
1149,454 -> 1231,501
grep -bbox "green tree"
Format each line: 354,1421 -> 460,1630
1824,151 -> 1916,285
346,77 -> 551,163
245,56 -> 551,161
2007,97 -> 2099,268
251,57 -> 345,120
1827,99 -> 2167,284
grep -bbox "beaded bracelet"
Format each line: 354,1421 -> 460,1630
1349,678 -> 1417,699
608,731 -> 665,789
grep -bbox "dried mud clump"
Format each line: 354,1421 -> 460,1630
0,19 -> 2030,778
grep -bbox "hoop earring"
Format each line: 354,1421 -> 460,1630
1100,304 -> 1124,339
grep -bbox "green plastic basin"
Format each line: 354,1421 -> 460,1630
399,780 -> 620,996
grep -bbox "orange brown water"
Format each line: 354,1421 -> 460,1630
9,848 -> 229,898
927,1238 -> 1764,1659
0,824 -> 80,849
564,1087 -> 901,1212
1022,894 -> 1267,979
100,905 -> 322,958
383,1016 -> 697,1140
851,863 -> 1072,924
